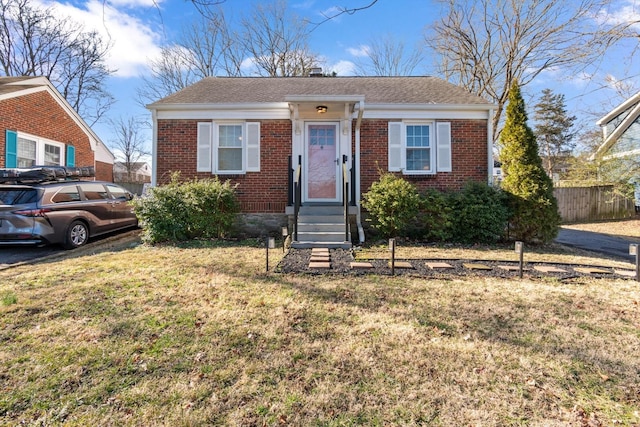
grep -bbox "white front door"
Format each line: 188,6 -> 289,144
304,122 -> 340,202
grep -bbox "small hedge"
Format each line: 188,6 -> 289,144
361,173 -> 421,238
362,175 -> 510,244
132,175 -> 239,244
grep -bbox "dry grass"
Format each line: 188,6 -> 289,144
1,237 -> 639,426
563,218 -> 640,239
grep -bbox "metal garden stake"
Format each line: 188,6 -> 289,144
389,238 -> 396,276
266,237 -> 275,272
630,244 -> 639,282
515,241 -> 524,279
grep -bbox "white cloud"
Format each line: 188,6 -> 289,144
107,0 -> 160,7
327,60 -> 355,76
38,0 -> 163,78
593,0 -> 640,28
347,45 -> 369,57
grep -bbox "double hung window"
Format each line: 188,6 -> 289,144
15,133 -> 65,167
197,121 -> 260,174
388,121 -> 451,174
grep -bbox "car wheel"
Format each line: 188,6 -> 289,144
64,220 -> 89,249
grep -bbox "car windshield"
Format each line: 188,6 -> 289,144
0,189 -> 38,205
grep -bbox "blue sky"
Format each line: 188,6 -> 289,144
34,0 -> 640,158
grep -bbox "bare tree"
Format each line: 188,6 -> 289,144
306,0 -> 379,31
426,0 -> 619,143
137,12 -> 241,106
141,0 -> 320,104
240,0 -> 319,77
0,0 -> 114,125
109,117 -> 150,183
354,34 -> 425,76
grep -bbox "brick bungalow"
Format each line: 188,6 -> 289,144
0,76 -> 114,181
147,75 -> 495,247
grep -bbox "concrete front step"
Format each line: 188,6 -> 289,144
292,205 -> 353,249
291,241 -> 352,249
296,231 -> 350,242
298,222 -> 349,233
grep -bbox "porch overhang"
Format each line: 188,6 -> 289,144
285,95 -> 365,119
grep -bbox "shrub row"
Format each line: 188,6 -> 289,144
362,174 -> 510,244
132,174 -> 239,244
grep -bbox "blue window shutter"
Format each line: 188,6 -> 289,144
5,130 -> 17,168
66,145 -> 76,167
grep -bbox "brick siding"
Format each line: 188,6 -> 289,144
156,119 -> 291,213
0,90 -> 104,178
156,118 -> 488,213
359,119 -> 489,192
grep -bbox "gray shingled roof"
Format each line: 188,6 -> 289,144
149,76 -> 491,106
0,76 -> 42,97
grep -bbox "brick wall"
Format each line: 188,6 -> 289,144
156,119 -> 292,213
156,118 -> 488,213
359,119 -> 488,193
96,160 -> 114,182
0,90 -> 95,172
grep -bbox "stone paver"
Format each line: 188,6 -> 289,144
534,265 -> 568,273
309,261 -> 331,269
615,269 -> 637,277
463,263 -> 492,270
350,262 -> 374,269
389,261 -> 414,269
573,267 -> 612,274
498,265 -> 529,271
309,248 -> 331,269
425,262 -> 454,269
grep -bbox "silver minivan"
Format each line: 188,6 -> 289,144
0,179 -> 138,249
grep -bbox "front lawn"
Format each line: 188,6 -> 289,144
1,238 -> 639,425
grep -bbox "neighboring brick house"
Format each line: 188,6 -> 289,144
0,76 -> 114,181
148,75 -> 495,246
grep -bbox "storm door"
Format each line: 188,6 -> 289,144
304,122 -> 340,202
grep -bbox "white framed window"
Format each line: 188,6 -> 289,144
16,133 -> 65,167
197,121 -> 260,174
388,121 -> 451,174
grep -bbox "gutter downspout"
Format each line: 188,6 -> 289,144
355,101 -> 365,244
488,108 -> 494,186
151,108 -> 158,187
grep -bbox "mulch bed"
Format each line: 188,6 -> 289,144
276,248 -> 633,280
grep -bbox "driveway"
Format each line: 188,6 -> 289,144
0,229 -> 140,269
555,227 -> 640,261
0,245 -> 63,267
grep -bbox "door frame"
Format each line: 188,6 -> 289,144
303,121 -> 341,203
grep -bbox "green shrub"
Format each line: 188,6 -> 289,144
449,182 -> 510,244
409,188 -> 453,241
132,174 -> 239,244
362,173 -> 421,238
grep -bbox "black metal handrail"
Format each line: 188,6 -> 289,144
342,156 -> 349,242
293,156 -> 302,241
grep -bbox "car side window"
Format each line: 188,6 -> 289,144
80,183 -> 111,200
106,184 -> 129,200
51,185 -> 81,203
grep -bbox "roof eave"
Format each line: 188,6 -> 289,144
596,91 -> 640,125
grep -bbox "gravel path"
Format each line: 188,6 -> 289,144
276,248 -> 635,280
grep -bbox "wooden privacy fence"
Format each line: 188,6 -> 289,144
553,185 -> 635,223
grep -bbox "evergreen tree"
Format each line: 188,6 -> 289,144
533,89 -> 577,178
500,81 -> 561,243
